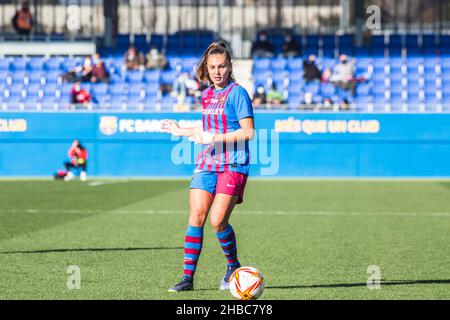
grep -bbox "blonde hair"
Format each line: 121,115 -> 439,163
195,41 -> 235,85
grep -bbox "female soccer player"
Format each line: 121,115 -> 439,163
162,41 -> 255,292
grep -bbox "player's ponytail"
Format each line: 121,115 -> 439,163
195,41 -> 235,85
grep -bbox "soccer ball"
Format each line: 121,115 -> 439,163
229,266 -> 264,300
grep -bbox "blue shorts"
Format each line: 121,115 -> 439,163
189,170 -> 248,204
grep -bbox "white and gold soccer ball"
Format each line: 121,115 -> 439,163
229,266 -> 265,300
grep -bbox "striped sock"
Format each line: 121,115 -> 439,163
215,224 -> 240,268
183,225 -> 203,278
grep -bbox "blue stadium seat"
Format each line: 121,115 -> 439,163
287,81 -> 303,98
373,83 -> 387,97
92,83 -> 109,97
287,58 -> 303,71
338,34 -> 353,55
110,99 -> 125,111
320,83 -> 336,97
161,70 -> 177,85
109,83 -> 128,96
389,34 -> 402,47
8,84 -> 25,98
423,34 -> 437,47
25,84 -> 43,99
253,71 -> 272,88
371,35 -> 386,56
304,82 -> 320,95
355,83 -> 371,96
271,58 -> 287,72
253,58 -> 271,72
43,71 -> 62,85
45,58 -> 63,71
126,96 -> 144,110
389,57 -> 403,69
125,71 -> 144,83
11,71 -> 28,85
28,72 -> 45,85
11,57 -> 28,71
181,58 -> 197,73
389,71 -> 403,83
405,34 -> 418,48
144,70 -> 161,84
128,85 -> 144,98
61,58 -> 81,72
28,57 -> 46,71
134,34 -> 148,53
143,97 -> 159,111
149,34 -> 164,51
372,71 -> 386,83
117,34 -> 131,52
0,58 -> 11,71
6,96 -> 24,110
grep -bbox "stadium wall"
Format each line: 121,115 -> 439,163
1,112 -> 449,178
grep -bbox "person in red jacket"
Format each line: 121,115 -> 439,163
64,140 -> 88,181
12,2 -> 33,37
71,82 -> 91,106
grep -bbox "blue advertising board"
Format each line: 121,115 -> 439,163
0,111 -> 449,177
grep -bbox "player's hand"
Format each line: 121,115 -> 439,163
188,131 -> 215,145
161,119 -> 183,136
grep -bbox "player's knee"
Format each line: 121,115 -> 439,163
189,208 -> 208,226
210,217 -> 227,232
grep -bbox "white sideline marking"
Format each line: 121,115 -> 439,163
1,209 -> 450,217
87,181 -> 128,187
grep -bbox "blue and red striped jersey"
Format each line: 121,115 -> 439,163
195,81 -> 254,175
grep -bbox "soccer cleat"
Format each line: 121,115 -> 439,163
168,275 -> 194,292
80,171 -> 87,181
219,264 -> 241,291
63,171 -> 74,181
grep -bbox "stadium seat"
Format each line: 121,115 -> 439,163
126,71 -> 144,83
92,83 -> 109,97
287,58 -> 303,71
28,58 -> 46,71
149,34 -> 164,51
144,70 -> 161,84
271,58 -> 287,72
0,58 -> 11,71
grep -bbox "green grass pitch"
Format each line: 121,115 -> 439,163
0,179 -> 449,299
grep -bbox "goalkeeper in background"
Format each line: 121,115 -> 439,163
63,140 -> 88,181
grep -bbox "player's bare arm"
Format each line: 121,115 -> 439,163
161,119 -> 203,137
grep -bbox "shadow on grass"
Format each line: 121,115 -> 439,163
0,246 -> 183,254
267,279 -> 450,290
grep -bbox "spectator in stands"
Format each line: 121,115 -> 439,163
124,46 -> 145,70
303,55 -> 322,83
62,56 -> 93,83
63,140 -> 88,182
90,53 -> 109,83
281,34 -> 301,58
251,31 -> 275,58
252,85 -> 267,107
322,97 -> 334,109
301,92 -> 314,106
266,83 -> 284,105
329,54 -> 356,95
12,2 -> 33,37
145,47 -> 168,70
340,98 -> 350,111
71,82 -> 91,106
171,72 -> 189,101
